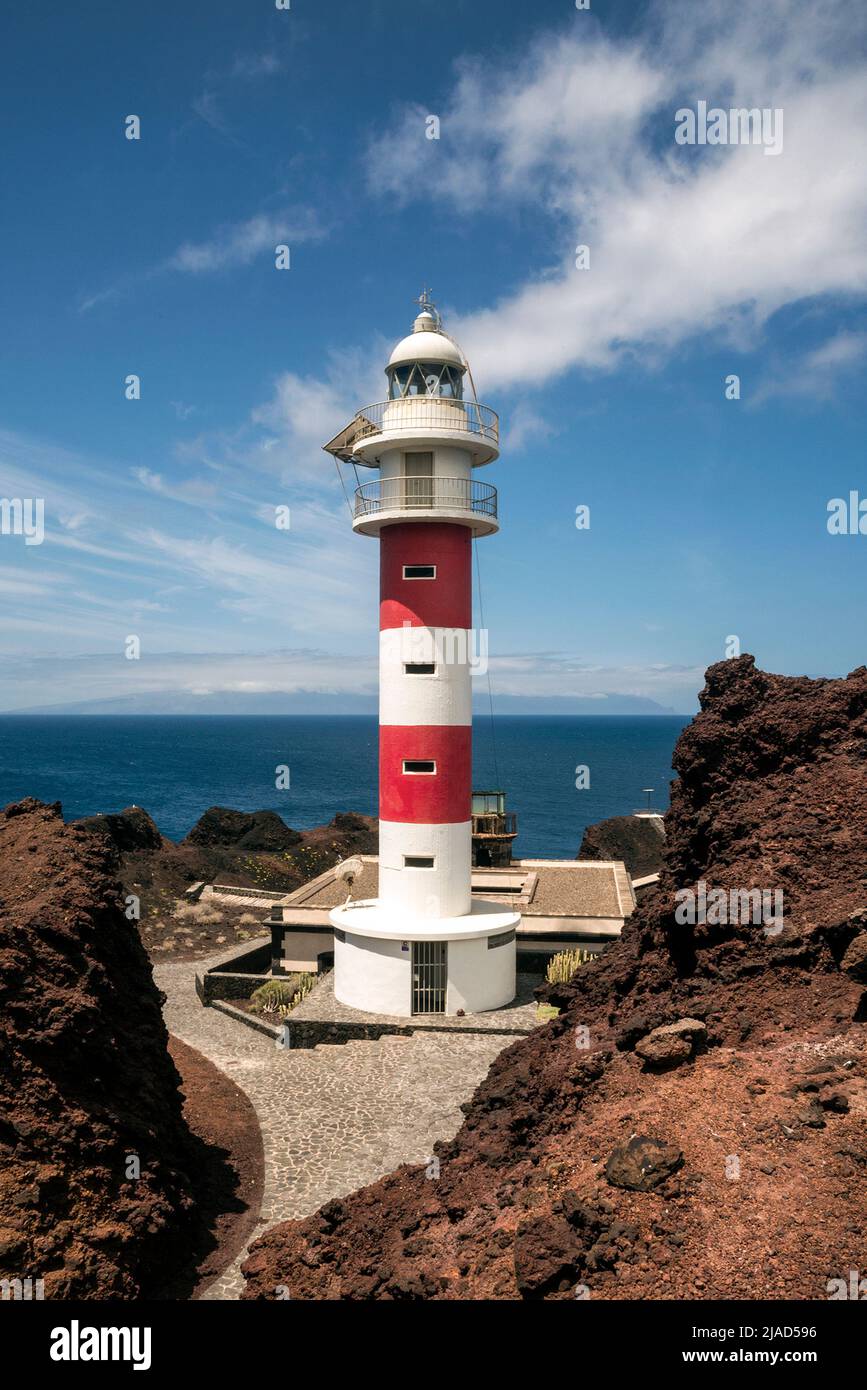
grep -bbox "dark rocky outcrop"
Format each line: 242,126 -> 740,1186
578,813 -> 665,879
184,807 -> 302,852
240,656 -> 867,1301
76,806 -> 164,853
0,799 -> 213,1298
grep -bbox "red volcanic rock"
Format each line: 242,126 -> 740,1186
604,1136 -> 684,1192
241,657 -> 867,1301
635,1018 -> 707,1070
0,799 -> 206,1298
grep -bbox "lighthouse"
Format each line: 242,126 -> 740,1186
323,293 -> 518,1017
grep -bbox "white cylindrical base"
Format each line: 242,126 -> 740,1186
332,914 -> 517,1018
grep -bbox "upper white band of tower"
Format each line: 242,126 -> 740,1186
379,627 -> 472,727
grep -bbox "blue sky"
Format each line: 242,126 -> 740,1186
1,0 -> 865,714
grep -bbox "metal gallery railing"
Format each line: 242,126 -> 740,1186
351,398 -> 499,447
353,475 -> 498,520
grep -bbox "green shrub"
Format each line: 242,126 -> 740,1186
249,973 -> 317,1017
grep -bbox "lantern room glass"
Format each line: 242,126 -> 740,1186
388,363 -> 465,400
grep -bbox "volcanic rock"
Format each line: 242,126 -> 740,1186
184,807 -> 301,852
0,799 -> 207,1298
840,934 -> 867,983
74,804 -> 378,957
578,814 -> 665,878
635,1018 -> 707,1070
604,1136 -> 685,1192
76,806 -> 163,852
513,1213 -> 582,1295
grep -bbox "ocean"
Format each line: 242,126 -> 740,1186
0,715 -> 688,859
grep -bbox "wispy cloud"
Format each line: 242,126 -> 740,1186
131,467 -> 219,504
752,331 -> 867,404
191,47 -> 283,142
77,204 -> 325,311
230,52 -> 282,79
167,207 -> 323,274
0,646 -> 701,714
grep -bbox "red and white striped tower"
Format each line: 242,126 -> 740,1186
324,295 -> 518,1017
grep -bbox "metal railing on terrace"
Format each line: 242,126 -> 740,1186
354,475 -> 498,521
471,812 -> 518,837
351,398 -> 499,448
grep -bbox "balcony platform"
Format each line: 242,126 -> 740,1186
331,896 -> 520,942
324,398 -> 500,468
352,475 -> 499,536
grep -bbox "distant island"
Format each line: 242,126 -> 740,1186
1,691 -> 682,716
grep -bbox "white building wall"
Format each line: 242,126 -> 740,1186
447,933 -> 516,1013
432,444 -> 473,480
379,819 -> 472,918
378,445 -> 472,486
334,931 -> 411,1015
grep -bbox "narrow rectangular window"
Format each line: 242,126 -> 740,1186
402,759 -> 436,774
404,855 -> 435,869
404,662 -> 436,675
403,564 -> 436,580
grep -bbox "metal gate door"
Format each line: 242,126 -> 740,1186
411,940 -> 447,1014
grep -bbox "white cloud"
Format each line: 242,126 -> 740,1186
191,90 -> 233,138
365,0 -> 867,393
132,467 -> 218,504
231,52 -> 282,79
0,645 -> 701,713
502,402 -> 556,454
77,205 -> 324,311
752,330 -> 867,404
167,208 -> 324,274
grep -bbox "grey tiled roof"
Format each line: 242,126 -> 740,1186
280,856 -> 633,920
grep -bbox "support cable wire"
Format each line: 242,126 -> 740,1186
333,458 -> 355,521
473,535 -> 500,789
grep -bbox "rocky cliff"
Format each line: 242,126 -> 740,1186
0,800 -> 208,1298
578,814 -> 665,879
241,657 -> 867,1300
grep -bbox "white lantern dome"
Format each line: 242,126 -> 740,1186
387,324 -> 466,370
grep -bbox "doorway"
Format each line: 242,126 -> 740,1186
411,939 -> 447,1014
403,451 -> 434,508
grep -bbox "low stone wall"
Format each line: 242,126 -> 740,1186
197,937 -> 273,1005
287,1018 -> 413,1049
198,969 -> 273,1005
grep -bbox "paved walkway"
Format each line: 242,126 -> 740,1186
155,957 -> 529,1299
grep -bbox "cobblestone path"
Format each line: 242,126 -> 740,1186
154,959 -> 527,1299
